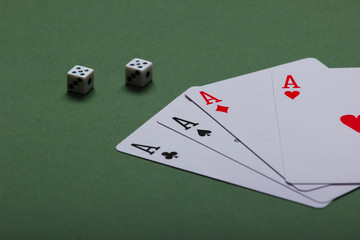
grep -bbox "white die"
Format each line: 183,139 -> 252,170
67,65 -> 94,94
125,58 -> 153,87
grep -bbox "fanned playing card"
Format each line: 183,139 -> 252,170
116,58 -> 360,208
272,68 -> 360,184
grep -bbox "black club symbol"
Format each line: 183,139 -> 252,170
162,151 -> 178,160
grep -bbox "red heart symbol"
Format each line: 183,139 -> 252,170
284,91 -> 300,100
340,115 -> 360,133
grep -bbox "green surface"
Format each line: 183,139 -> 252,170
1,0 -> 360,239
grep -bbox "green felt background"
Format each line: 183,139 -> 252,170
1,0 -> 360,239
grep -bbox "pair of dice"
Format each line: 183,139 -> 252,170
67,58 -> 153,94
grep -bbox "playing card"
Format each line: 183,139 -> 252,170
272,68 -> 360,184
184,58 -> 328,191
155,92 -> 359,202
116,97 -> 329,208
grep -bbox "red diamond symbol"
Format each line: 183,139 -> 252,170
216,105 -> 229,113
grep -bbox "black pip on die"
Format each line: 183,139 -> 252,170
67,65 -> 94,94
125,58 -> 153,87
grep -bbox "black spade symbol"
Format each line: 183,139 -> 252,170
197,129 -> 212,137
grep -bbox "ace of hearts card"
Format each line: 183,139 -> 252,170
271,68 -> 360,184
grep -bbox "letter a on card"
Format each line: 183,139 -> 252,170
199,91 -> 222,105
282,75 -> 300,89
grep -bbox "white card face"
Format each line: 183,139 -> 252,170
155,93 -> 359,202
183,58 -> 327,190
115,97 -> 329,208
272,68 -> 360,184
